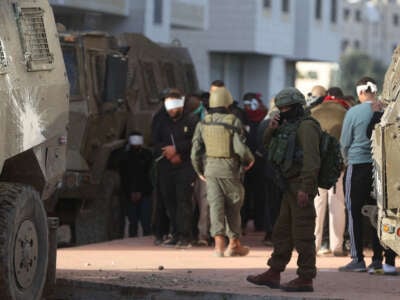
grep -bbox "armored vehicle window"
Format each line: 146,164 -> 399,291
185,64 -> 197,93
163,63 -> 176,88
15,6 -> 54,71
62,46 -> 80,98
143,62 -> 159,103
0,39 -> 7,74
89,52 -> 106,102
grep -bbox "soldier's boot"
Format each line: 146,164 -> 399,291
246,268 -> 281,289
225,238 -> 250,257
280,277 -> 313,292
214,235 -> 225,257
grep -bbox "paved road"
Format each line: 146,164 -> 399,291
55,232 -> 400,300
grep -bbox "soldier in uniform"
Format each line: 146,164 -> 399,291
246,87 -> 321,292
191,86 -> 254,257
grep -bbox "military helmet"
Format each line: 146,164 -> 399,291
275,87 -> 306,108
209,86 -> 233,108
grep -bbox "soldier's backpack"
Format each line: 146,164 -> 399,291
318,130 -> 343,189
268,116 -> 343,190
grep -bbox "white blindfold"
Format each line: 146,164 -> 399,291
164,97 -> 184,111
129,135 -> 143,146
356,81 -> 377,96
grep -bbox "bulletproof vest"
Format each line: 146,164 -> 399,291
268,119 -> 303,177
202,114 -> 238,158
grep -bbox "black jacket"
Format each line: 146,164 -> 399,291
120,147 -> 153,196
151,105 -> 199,169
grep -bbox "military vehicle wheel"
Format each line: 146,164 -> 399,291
0,183 -> 48,300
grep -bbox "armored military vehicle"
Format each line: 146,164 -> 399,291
55,31 -> 198,245
365,44 -> 400,255
0,1 -> 69,299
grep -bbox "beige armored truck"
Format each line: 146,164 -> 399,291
0,1 -> 69,299
365,44 -> 400,256
55,31 -> 198,245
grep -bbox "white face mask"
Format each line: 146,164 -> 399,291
164,97 -> 185,111
129,135 -> 143,146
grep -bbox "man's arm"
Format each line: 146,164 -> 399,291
297,120 -> 321,195
191,123 -> 205,176
340,112 -> 353,165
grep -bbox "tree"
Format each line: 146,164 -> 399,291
338,50 -> 387,97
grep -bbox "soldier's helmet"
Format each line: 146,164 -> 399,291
275,87 -> 306,108
209,86 -> 234,108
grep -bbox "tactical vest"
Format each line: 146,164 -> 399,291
268,119 -> 304,178
268,116 -> 342,189
202,114 -> 238,158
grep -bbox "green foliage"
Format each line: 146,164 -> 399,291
338,50 -> 387,97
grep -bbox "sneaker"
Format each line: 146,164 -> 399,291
383,263 -> 398,275
339,259 -> 367,272
367,260 -> 383,274
162,237 -> 178,247
382,264 -> 397,275
175,240 -> 192,249
317,246 -> 331,256
333,249 -> 348,257
193,239 -> 209,247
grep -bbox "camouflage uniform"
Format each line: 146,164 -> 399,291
265,118 -> 320,279
247,87 -> 320,292
191,87 -> 254,256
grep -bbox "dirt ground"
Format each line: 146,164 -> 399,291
55,231 -> 400,300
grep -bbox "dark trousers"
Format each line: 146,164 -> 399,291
158,164 -> 196,241
268,183 -> 317,279
152,188 -> 170,239
263,178 -> 282,235
345,163 -> 396,264
126,194 -> 152,237
243,155 -> 266,230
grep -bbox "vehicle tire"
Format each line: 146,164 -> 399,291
0,183 -> 48,300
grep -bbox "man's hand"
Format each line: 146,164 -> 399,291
130,192 -> 142,204
169,153 -> 182,165
371,101 -> 384,112
269,113 -> 280,129
162,145 -> 176,159
297,191 -> 310,208
199,174 -> 207,182
243,160 -> 254,171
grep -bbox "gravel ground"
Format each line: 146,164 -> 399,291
55,232 -> 400,300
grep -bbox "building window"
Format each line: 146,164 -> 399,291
263,0 -> 271,8
282,0 -> 290,13
355,9 -> 361,22
343,8 -> 350,21
315,0 -> 322,20
341,40 -> 349,52
354,40 -> 360,49
153,0 -> 163,24
393,14 -> 399,26
330,0 -> 337,23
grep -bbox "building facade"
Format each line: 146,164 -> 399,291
341,0 -> 400,64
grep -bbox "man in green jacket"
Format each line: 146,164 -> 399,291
191,86 -> 254,257
246,87 -> 321,292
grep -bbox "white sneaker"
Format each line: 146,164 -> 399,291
383,263 -> 397,275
